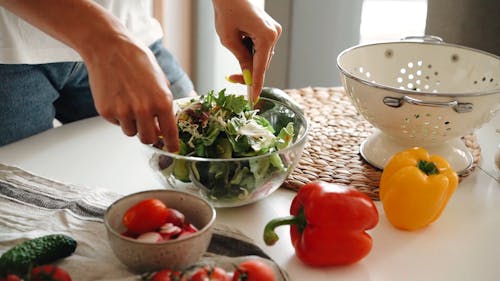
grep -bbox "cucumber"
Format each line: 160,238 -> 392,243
173,159 -> 190,182
0,234 -> 77,275
215,137 -> 233,159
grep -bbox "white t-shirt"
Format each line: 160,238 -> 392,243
0,0 -> 163,64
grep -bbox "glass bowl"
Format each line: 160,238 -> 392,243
144,97 -> 309,208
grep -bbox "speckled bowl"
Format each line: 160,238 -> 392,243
103,189 -> 216,273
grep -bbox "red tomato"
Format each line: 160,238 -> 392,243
190,266 -> 230,281
151,269 -> 184,281
0,274 -> 22,281
232,260 -> 275,281
31,265 -> 72,281
123,198 -> 169,235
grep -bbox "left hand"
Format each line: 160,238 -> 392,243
212,0 -> 282,102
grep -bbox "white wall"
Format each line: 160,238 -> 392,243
154,0 -> 193,77
193,0 -> 251,96
192,0 -> 364,92
360,0 -> 427,44
265,0 -> 427,89
266,0 -> 363,89
263,0 -> 291,89
156,0 -> 428,92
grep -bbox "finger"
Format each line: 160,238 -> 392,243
136,114 -> 157,144
102,116 -> 120,126
226,74 -> 245,84
221,34 -> 254,73
156,106 -> 180,153
267,48 -> 276,68
103,116 -> 137,137
118,118 -> 138,137
251,23 -> 282,100
250,43 -> 272,101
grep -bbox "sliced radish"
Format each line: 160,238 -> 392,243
177,224 -> 198,238
184,223 -> 198,232
165,208 -> 186,226
136,232 -> 163,243
159,222 -> 182,240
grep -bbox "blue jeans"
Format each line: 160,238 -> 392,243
0,40 -> 194,146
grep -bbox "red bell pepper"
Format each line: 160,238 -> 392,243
263,181 -> 379,266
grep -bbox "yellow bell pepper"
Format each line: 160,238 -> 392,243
380,147 -> 459,230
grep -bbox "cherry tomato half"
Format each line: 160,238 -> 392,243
123,198 -> 169,235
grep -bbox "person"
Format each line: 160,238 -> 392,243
0,0 -> 282,152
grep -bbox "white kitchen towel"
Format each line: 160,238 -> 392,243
0,163 -> 289,281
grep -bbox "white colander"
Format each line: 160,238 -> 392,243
337,36 -> 500,174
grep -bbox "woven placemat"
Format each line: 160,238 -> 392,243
282,87 -> 481,200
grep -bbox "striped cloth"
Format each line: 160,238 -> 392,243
0,163 -> 289,280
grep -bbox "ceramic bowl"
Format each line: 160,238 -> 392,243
103,189 -> 216,273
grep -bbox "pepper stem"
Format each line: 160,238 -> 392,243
418,160 -> 439,175
263,209 -> 306,246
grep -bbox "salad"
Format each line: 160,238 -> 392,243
154,89 -> 296,201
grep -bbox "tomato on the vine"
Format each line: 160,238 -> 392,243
190,266 -> 230,281
122,198 -> 169,235
151,269 -> 184,281
232,260 -> 275,281
31,265 -> 72,281
0,275 -> 22,281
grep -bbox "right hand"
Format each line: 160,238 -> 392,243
212,0 -> 282,102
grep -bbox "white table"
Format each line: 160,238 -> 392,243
0,114 -> 499,281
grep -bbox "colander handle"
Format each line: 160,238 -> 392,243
401,35 -> 443,43
383,96 -> 473,113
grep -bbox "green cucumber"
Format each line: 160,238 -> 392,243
173,159 -> 190,182
0,234 -> 77,275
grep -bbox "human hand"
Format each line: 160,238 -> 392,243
85,38 -> 179,152
212,0 -> 282,102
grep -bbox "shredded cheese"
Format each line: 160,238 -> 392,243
237,120 -> 276,151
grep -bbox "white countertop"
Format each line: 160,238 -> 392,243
0,114 -> 499,281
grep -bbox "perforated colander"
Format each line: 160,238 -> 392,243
337,36 -> 500,174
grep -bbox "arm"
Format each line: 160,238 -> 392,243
0,0 -> 180,152
212,0 -> 282,101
